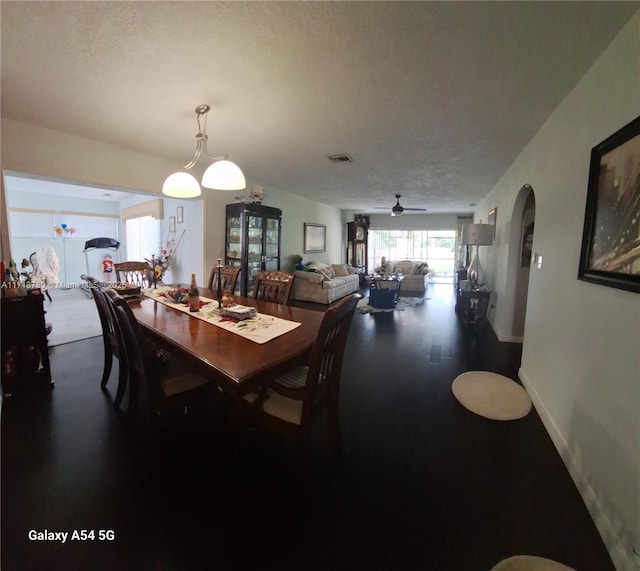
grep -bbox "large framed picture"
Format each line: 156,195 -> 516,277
578,116 -> 640,293
304,223 -> 326,253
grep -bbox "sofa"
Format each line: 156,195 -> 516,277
293,262 -> 360,304
373,260 -> 432,297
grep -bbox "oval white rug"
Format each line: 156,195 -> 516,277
490,555 -> 575,571
452,371 -> 532,421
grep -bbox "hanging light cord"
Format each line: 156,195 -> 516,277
181,105 -> 228,170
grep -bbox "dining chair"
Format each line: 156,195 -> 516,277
114,261 -> 151,287
103,288 -> 215,424
82,275 -> 128,407
243,293 -> 360,461
207,264 -> 241,294
252,270 -> 295,305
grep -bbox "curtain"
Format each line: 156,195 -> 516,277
457,216 -> 473,268
121,199 -> 164,223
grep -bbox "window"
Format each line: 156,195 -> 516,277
125,216 -> 160,262
9,210 -> 55,238
368,229 -> 457,282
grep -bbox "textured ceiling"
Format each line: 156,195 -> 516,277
1,2 -> 637,213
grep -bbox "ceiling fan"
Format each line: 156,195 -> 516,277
375,194 -> 427,216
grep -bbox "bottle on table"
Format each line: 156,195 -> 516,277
188,273 -> 200,312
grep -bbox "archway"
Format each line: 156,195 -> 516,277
510,185 -> 536,338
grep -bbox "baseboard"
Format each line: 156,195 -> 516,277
518,367 -> 635,571
490,320 -> 523,344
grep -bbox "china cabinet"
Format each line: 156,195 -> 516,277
225,203 -> 282,297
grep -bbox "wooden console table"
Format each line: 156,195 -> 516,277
1,292 -> 53,396
457,288 -> 490,331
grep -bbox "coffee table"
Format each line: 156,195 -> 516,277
369,275 -> 404,308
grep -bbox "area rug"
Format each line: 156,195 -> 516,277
490,555 -> 575,571
357,296 -> 427,314
45,288 -> 102,347
451,371 -> 532,421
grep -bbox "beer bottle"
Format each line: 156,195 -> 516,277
188,273 -> 200,312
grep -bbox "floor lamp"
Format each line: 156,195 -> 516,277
461,223 -> 494,288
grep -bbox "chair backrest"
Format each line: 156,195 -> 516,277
81,274 -> 120,353
252,271 -> 295,305
103,288 -> 156,411
300,293 -> 360,427
207,265 -> 241,293
114,261 -> 150,287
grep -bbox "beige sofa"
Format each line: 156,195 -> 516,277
293,262 -> 360,304
373,260 -> 431,296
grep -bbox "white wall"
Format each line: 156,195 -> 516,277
475,12 -> 640,569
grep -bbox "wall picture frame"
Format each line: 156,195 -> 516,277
578,116 -> 640,293
304,223 -> 326,253
169,216 -> 176,233
488,208 -> 497,239
176,206 -> 184,224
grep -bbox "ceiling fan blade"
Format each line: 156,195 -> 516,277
403,207 -> 427,211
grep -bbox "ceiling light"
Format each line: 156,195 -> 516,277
162,104 -> 246,198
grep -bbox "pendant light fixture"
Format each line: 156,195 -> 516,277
162,104 -> 246,198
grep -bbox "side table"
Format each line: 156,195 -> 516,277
369,275 -> 404,309
457,288 -> 490,331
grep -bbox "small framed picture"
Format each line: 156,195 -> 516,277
177,206 -> 184,224
488,208 -> 497,239
169,216 -> 176,233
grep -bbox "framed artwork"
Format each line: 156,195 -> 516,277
169,216 -> 176,233
488,208 -> 497,239
176,206 -> 184,224
578,116 -> 640,293
304,223 -> 326,253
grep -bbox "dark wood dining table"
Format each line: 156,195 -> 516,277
129,288 -> 324,398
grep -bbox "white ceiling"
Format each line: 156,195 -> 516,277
1,2 -> 637,213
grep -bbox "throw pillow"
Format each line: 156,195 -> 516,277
413,262 -> 425,275
318,267 -> 334,280
332,264 -> 349,277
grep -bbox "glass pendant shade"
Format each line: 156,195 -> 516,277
162,171 -> 202,198
201,159 -> 246,191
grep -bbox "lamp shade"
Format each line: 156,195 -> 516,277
201,159 -> 246,191
462,223 -> 494,246
162,171 -> 201,198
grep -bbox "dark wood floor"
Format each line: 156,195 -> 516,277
2,284 -> 614,570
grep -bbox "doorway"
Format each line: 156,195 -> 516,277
511,185 -> 536,338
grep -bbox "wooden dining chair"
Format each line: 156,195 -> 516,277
103,289 -> 215,424
114,261 -> 151,287
82,275 -> 128,407
207,264 -> 241,294
243,293 -> 360,461
252,270 -> 295,305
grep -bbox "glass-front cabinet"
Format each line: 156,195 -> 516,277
225,203 -> 282,297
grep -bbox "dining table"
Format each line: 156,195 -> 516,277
129,287 -> 324,399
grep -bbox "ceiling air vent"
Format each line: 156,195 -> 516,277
327,153 -> 353,163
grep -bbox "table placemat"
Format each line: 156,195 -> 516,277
142,290 -> 301,344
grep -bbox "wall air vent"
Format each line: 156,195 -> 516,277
327,153 -> 354,163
